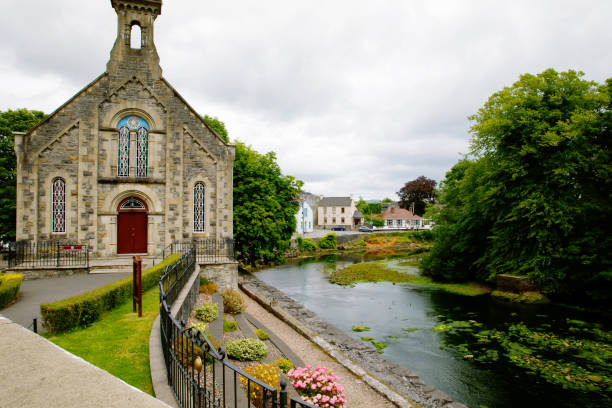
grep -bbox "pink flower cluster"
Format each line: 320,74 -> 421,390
287,365 -> 347,408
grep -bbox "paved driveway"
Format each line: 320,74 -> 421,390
0,272 -> 130,331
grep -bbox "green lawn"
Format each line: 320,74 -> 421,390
43,286 -> 160,395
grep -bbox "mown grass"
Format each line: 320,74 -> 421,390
332,262 -> 490,296
43,286 -> 159,395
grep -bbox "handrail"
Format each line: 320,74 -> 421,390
158,245 -> 316,408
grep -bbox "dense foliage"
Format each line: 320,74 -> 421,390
233,142 -> 302,265
317,233 -> 337,249
397,176 -> 437,216
225,338 -> 268,361
202,115 -> 229,143
0,109 -> 45,241
194,302 -> 219,322
221,288 -> 246,314
421,70 -> 612,303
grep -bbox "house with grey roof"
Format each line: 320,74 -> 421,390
316,197 -> 362,229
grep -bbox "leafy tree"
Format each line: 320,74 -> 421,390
397,176 -> 436,216
203,115 -> 229,143
233,142 -> 302,265
421,70 -> 612,304
381,197 -> 394,203
0,109 -> 45,241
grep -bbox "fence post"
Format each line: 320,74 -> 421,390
56,242 -> 60,267
33,318 -> 38,334
279,379 -> 288,408
133,256 -> 142,317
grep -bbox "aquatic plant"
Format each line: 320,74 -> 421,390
351,326 -> 370,332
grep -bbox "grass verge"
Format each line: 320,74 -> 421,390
43,286 -> 160,395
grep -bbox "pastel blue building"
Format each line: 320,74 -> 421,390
296,198 -> 314,235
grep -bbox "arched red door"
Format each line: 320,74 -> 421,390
117,197 -> 148,254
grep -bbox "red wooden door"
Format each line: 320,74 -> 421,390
117,212 -> 148,254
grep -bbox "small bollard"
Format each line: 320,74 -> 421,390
33,318 -> 38,334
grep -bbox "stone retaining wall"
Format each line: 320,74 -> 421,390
240,274 -> 467,408
8,267 -> 88,280
199,261 -> 238,290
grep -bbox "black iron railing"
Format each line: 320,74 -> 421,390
6,240 -> 89,269
159,247 -> 315,408
162,239 -> 234,264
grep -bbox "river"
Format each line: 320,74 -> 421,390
255,253 -> 610,408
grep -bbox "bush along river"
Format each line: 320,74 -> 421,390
255,251 -> 611,408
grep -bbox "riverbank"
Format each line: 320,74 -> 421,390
240,273 -> 467,408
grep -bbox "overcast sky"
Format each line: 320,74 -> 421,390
1,1 -> 610,200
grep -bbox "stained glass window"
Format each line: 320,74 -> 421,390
194,183 -> 205,232
118,126 -> 130,177
136,126 -> 148,177
52,178 -> 66,233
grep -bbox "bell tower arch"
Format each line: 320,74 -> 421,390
107,0 -> 163,81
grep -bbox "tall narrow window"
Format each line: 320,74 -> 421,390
52,178 -> 66,233
130,24 -> 141,49
118,126 -> 130,176
194,183 -> 205,232
136,126 -> 148,177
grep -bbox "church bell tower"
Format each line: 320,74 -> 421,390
107,0 -> 163,81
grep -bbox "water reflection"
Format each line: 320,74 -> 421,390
256,254 -> 609,408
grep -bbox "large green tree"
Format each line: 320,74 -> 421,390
421,70 -> 612,303
233,142 -> 302,265
203,114 -> 302,264
0,109 -> 45,241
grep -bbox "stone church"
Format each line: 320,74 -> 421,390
14,0 -> 234,260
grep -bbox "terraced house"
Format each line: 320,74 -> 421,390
316,196 -> 362,229
13,0 -> 234,269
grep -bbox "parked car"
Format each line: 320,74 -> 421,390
359,226 -> 372,232
331,226 -> 346,231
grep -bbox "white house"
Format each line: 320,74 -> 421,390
296,198 -> 314,235
379,207 -> 423,230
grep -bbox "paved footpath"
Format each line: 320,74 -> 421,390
0,316 -> 170,408
1,272 -> 129,331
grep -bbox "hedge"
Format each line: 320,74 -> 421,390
0,273 -> 22,309
41,254 -> 181,333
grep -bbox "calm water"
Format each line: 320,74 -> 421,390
255,254 -> 610,408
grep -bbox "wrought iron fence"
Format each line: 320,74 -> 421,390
159,247 -> 316,408
6,240 -> 89,269
162,239 -> 234,264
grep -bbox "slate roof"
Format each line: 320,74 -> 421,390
380,207 -> 422,220
318,197 -> 353,207
353,209 -> 363,219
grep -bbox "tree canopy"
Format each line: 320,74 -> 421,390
233,142 -> 302,265
0,108 -> 45,241
421,69 -> 612,304
397,176 -> 436,216
203,115 -> 229,143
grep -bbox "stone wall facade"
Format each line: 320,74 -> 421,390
14,0 -> 234,258
199,262 -> 239,290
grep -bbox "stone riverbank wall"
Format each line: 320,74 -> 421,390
239,274 -> 467,408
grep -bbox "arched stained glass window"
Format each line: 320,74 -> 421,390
136,127 -> 148,177
194,183 -> 205,232
118,126 -> 130,177
52,178 -> 66,233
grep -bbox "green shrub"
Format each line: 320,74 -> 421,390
275,358 -> 294,373
371,216 -> 385,227
190,322 -> 207,332
223,318 -> 238,332
0,273 -> 22,309
200,281 -> 218,295
221,289 -> 246,314
41,254 -> 181,333
300,238 -> 317,251
318,233 -> 337,249
225,338 -> 267,361
254,328 -> 269,340
195,302 -> 218,322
